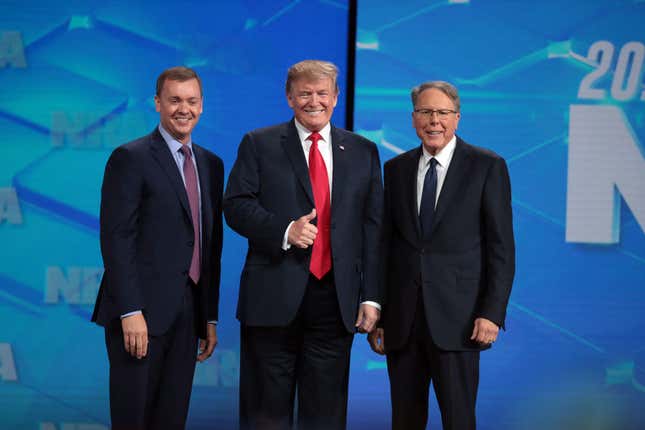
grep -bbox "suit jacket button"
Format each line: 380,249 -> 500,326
188,240 -> 194,247
182,270 -> 188,275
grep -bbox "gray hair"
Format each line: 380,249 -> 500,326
410,81 -> 460,112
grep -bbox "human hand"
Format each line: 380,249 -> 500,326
367,328 -> 385,355
197,324 -> 218,362
470,317 -> 499,345
121,313 -> 148,359
355,303 -> 380,334
287,209 -> 318,249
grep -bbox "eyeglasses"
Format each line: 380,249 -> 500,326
413,108 -> 457,119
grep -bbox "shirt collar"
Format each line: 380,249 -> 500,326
158,124 -> 193,154
421,135 -> 457,167
294,118 -> 332,146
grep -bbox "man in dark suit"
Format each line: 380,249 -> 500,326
224,60 -> 383,430
368,81 -> 515,430
92,66 -> 224,430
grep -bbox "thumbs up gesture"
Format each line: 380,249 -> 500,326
288,208 -> 318,249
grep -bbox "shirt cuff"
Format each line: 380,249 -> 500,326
361,301 -> 381,311
121,310 -> 142,318
282,221 -> 294,250
207,320 -> 218,325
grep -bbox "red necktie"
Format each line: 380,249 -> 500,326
307,132 -> 332,279
180,145 -> 201,284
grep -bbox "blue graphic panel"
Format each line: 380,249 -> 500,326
354,1 -> 645,429
0,1 -> 349,429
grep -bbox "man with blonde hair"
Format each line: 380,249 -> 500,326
225,60 -> 383,429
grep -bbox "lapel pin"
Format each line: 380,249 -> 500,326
339,145 -> 345,151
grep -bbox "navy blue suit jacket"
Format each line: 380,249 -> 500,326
223,120 -> 383,333
381,137 -> 515,351
92,128 -> 224,339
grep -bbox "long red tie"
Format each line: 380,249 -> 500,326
180,145 -> 201,284
307,132 -> 332,279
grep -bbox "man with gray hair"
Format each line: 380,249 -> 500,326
368,81 -> 515,429
225,60 -> 383,429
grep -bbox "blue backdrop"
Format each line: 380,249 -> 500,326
0,1 -> 349,429
353,1 -> 645,429
1,1 -> 644,429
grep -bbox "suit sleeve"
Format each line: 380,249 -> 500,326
207,156 -> 225,322
478,156 -> 515,328
377,161 -> 393,326
360,143 -> 385,303
99,146 -> 145,315
223,132 -> 292,257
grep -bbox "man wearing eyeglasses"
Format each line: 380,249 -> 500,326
368,81 -> 515,430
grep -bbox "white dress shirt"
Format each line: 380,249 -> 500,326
282,119 -> 333,249
282,119 -> 380,311
122,125 -> 216,325
417,136 -> 457,214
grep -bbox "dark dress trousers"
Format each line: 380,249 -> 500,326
381,137 -> 515,430
224,119 -> 383,429
92,128 -> 224,429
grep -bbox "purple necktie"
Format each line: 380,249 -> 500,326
180,145 -> 201,284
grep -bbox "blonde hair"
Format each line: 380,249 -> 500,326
286,60 -> 339,94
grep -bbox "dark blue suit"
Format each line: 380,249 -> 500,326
92,128 -> 223,429
224,119 -> 383,429
381,137 -> 515,429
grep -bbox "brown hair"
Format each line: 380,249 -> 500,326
156,66 -> 203,97
286,60 -> 339,94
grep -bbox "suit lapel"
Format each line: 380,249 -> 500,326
403,147 -> 423,242
330,126 -> 347,219
281,120 -> 314,206
432,137 -> 472,232
148,128 -> 192,222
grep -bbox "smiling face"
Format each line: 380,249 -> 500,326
154,78 -> 203,144
412,88 -> 460,155
286,77 -> 338,132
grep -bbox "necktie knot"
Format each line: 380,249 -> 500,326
308,132 -> 322,147
179,144 -> 192,159
429,157 -> 438,169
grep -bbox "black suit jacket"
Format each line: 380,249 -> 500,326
382,137 -> 515,351
223,120 -> 383,333
92,128 -> 224,339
